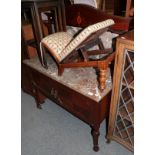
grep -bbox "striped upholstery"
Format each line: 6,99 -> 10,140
41,19 -> 114,62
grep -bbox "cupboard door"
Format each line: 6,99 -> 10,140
113,49 -> 134,150
107,31 -> 134,152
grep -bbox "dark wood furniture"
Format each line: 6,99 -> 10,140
40,3 -> 132,36
99,0 -> 134,17
21,3 -> 132,95
114,0 -> 134,17
106,30 -> 134,152
21,0 -> 67,94
21,3 -> 133,151
58,51 -> 115,91
41,19 -> 116,90
21,0 -> 66,66
21,21 -> 39,95
23,56 -> 113,152
101,0 -> 114,14
65,4 -> 131,33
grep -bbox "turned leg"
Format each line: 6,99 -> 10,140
99,68 -> 107,90
33,88 -> 45,109
91,124 -> 100,152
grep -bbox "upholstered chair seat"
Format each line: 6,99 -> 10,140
41,19 -> 114,63
41,32 -> 73,62
40,19 -> 115,90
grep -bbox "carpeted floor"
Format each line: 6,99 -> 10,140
21,91 -> 133,155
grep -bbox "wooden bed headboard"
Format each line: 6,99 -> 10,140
65,4 -> 132,33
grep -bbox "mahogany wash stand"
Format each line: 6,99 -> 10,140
22,1 -> 132,151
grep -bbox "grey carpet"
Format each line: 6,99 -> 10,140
21,91 -> 133,155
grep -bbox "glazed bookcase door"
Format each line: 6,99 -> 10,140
113,49 -> 134,149
107,31 -> 134,152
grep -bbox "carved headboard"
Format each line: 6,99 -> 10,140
65,4 -> 132,33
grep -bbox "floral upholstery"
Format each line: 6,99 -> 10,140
41,19 -> 115,62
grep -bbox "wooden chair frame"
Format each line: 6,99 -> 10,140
43,27 -> 115,90
40,3 -> 132,90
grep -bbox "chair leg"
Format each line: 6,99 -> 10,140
58,66 -> 64,76
99,68 -> 107,90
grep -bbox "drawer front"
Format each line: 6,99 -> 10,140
71,97 -> 92,122
32,70 -> 94,123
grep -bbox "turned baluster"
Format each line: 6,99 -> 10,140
99,68 -> 107,90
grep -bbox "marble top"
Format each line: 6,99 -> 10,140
23,56 -> 112,102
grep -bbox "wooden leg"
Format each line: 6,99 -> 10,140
33,88 -> 45,109
42,49 -> 48,69
39,44 -> 48,69
105,117 -> 111,144
99,68 -> 107,90
91,124 -> 100,152
58,66 -> 64,76
42,59 -> 48,69
105,117 -> 109,133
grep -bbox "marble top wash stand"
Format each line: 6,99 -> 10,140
23,55 -> 112,152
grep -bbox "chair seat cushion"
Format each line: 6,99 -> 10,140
41,19 -> 114,62
41,32 -> 73,62
61,19 -> 114,61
